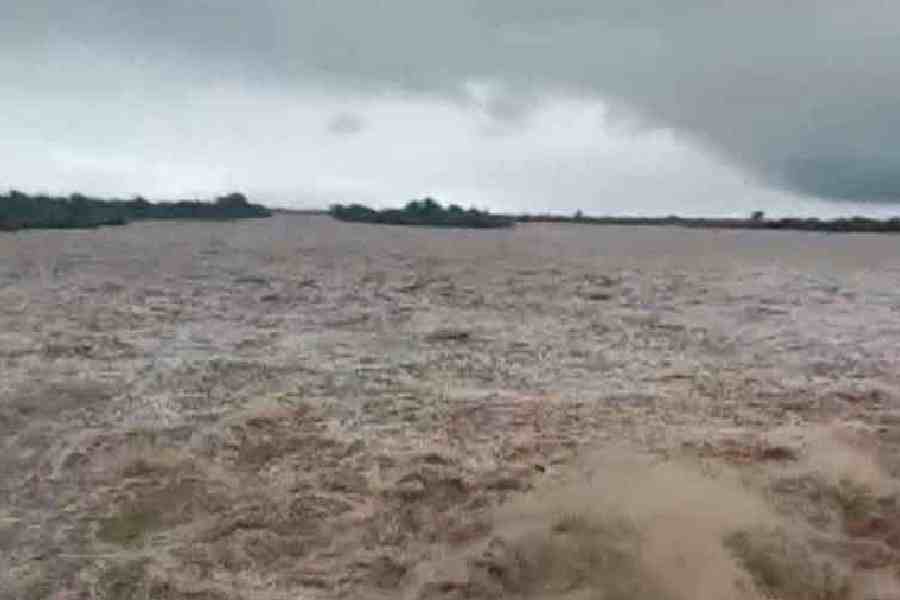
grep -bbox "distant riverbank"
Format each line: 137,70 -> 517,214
325,198 -> 900,234
0,191 -> 271,231
514,213 -> 900,233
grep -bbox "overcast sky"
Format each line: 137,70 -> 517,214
4,1 -> 900,217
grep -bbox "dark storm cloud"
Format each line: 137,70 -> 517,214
5,1 -> 900,202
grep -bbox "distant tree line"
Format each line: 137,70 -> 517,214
0,191 -> 271,231
516,211 -> 900,233
329,198 -> 515,229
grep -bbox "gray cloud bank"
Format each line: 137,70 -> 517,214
6,1 -> 900,204
327,113 -> 366,136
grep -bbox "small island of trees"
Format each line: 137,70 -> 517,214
329,198 -> 515,229
0,191 -> 271,231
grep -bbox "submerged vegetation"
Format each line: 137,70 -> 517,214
329,198 -> 515,229
0,190 -> 271,231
